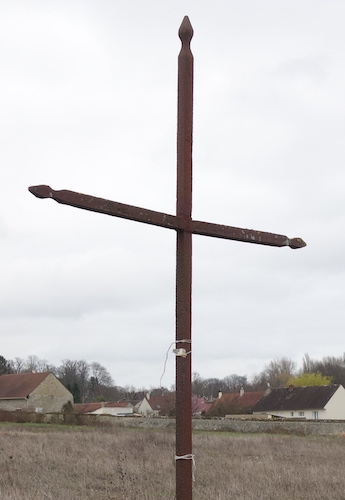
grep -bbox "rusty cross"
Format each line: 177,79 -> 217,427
29,16 -> 306,500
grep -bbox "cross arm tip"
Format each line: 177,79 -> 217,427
28,185 -> 53,199
288,237 -> 307,249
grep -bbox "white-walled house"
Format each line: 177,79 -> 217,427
135,393 -> 176,417
135,396 -> 156,417
253,385 -> 345,420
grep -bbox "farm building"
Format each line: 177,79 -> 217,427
74,401 -> 134,416
252,384 -> 345,420
0,372 -> 73,413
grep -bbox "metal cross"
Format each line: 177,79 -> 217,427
29,16 -> 306,500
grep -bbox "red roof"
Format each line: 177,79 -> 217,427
74,403 -> 102,413
106,402 -> 131,408
219,391 -> 264,408
209,391 -> 265,414
146,394 -> 175,415
0,372 -> 51,399
203,401 -> 214,412
74,402 -> 132,413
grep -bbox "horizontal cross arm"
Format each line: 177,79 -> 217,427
28,185 -> 306,249
192,220 -> 306,249
28,185 -> 184,229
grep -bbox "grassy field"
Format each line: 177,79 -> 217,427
1,422 -> 345,499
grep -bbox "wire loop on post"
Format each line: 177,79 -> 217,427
160,339 -> 192,387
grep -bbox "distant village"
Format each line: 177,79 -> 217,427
1,353 -> 345,420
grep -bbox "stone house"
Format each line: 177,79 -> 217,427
252,384 -> 345,420
0,372 -> 73,413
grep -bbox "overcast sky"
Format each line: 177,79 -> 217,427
2,1 -> 344,389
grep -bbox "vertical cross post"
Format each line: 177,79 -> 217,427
175,16 -> 193,500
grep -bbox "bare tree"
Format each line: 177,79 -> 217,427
302,353 -> 345,386
192,372 -> 248,398
192,372 -> 204,397
87,362 -> 114,401
57,359 -> 90,403
24,355 -> 56,373
302,353 -> 313,373
9,357 -> 25,373
202,378 -> 224,400
75,360 -> 90,402
222,374 -> 248,393
90,362 -> 113,387
252,357 -> 297,389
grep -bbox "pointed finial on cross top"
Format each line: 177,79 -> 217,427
179,15 -> 194,42
29,16 -> 306,500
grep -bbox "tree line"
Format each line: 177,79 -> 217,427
1,352 -> 345,403
192,353 -> 345,399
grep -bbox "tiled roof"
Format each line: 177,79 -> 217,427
74,401 -> 133,413
147,394 -> 175,413
105,402 -> 132,408
253,385 -> 340,412
221,391 -> 264,408
209,391 -> 265,413
0,372 -> 51,399
203,401 -> 214,412
74,403 -> 103,413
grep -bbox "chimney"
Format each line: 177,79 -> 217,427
239,387 -> 244,397
146,392 -> 151,400
218,391 -> 223,399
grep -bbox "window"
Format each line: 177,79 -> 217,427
312,411 -> 319,420
298,411 -> 304,417
290,412 -> 294,417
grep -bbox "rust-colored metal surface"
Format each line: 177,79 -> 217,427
28,15 -> 306,500
175,16 -> 193,500
28,185 -> 306,249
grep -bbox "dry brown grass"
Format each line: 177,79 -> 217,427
0,423 -> 345,499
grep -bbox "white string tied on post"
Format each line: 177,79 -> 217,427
174,453 -> 196,482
